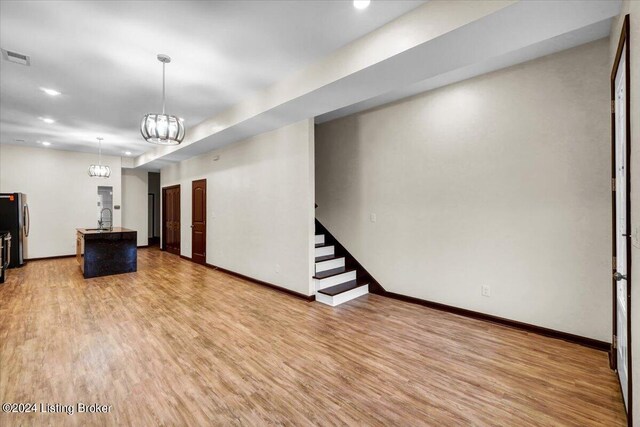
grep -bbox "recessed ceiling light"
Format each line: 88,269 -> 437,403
353,0 -> 370,10
41,141 -> 51,146
40,87 -> 61,96
39,117 -> 55,124
124,151 -> 132,156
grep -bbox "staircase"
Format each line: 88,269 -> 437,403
313,220 -> 371,306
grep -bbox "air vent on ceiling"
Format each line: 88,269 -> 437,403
1,48 -> 30,66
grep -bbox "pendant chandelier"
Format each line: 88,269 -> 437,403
140,54 -> 185,145
88,137 -> 111,178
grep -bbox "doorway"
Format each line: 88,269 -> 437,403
611,14 -> 632,423
148,193 -> 155,243
162,185 -> 181,255
191,179 -> 207,265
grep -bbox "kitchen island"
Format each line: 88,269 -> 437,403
76,227 -> 137,278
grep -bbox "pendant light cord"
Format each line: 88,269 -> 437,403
162,61 -> 166,115
97,138 -> 103,166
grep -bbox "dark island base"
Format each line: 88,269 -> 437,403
80,229 -> 137,279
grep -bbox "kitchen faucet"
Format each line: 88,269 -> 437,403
98,208 -> 113,231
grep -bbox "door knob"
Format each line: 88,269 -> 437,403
614,272 -> 627,281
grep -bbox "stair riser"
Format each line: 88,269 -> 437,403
316,284 -> 369,307
314,270 -> 356,291
315,257 -> 345,273
315,245 -> 334,258
315,235 -> 325,245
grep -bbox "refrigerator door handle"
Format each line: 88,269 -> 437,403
6,236 -> 11,268
24,204 -> 30,237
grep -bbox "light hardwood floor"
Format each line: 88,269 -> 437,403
0,248 -> 626,426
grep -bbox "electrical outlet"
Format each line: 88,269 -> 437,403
275,264 -> 280,274
370,213 -> 377,223
481,285 -> 491,297
633,226 -> 640,249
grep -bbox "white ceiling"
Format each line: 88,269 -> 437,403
0,0 -> 424,159
132,0 -> 620,170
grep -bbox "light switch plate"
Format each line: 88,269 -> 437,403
370,213 -> 376,223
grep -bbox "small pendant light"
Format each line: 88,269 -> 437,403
88,137 -> 111,178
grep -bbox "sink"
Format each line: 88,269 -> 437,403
85,228 -> 110,232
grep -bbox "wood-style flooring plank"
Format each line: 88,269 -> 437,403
0,248 -> 626,426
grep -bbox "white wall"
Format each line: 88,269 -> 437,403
122,168 -> 149,247
610,4 -> 640,423
161,119 -> 315,296
316,39 -> 611,341
0,144 -> 122,258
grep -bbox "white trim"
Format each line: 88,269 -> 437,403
315,245 -> 334,257
314,270 -> 357,291
316,284 -> 369,307
315,257 -> 345,273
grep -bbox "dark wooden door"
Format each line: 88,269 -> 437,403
162,185 -> 180,255
191,179 -> 206,265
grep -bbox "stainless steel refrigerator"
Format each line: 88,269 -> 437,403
0,193 -> 29,268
